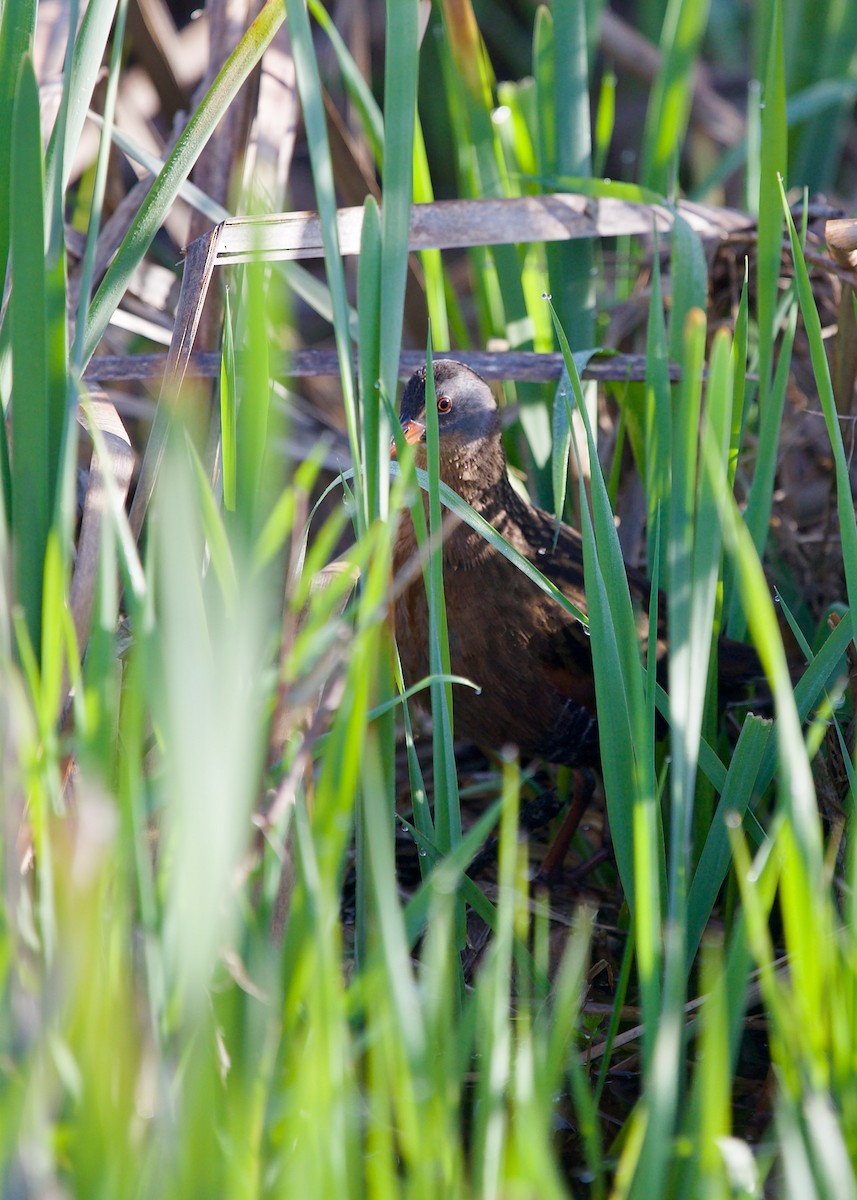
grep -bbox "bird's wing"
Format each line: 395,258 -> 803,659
512,508 -> 599,710
520,504 -> 667,706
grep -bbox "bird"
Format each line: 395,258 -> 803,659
392,359 -> 761,770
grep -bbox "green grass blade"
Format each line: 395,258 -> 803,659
790,4 -> 857,188
644,232 -> 671,583
284,0 -> 360,512
307,0 -> 385,163
43,0 -> 117,222
729,265 -> 751,484
154,445 -> 268,1021
550,350 -> 599,528
413,115 -> 453,348
393,463 -> 587,625
10,56 -> 51,651
0,0 -> 36,291
552,305 -> 655,914
185,439 -> 238,611
423,345 -> 462,867
686,714 -> 772,963
640,0 -> 711,195
692,76 -> 857,204
82,0 -> 284,365
438,0 -> 530,355
780,177 -> 857,623
542,0 -> 594,347
592,68 -> 616,179
667,214 -> 707,365
704,422 -> 822,879
756,0 -> 787,402
727,301 -> 796,638
219,288 -> 237,512
666,308 -> 706,896
234,264 -> 272,540
377,0 -> 419,515
72,0 -> 129,369
357,196 -> 381,527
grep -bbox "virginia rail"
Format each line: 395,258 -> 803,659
392,359 -> 761,774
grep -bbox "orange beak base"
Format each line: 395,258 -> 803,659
390,418 -> 426,458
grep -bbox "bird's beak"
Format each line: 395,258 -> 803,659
390,418 -> 426,458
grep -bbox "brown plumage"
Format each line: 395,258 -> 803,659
392,359 -> 760,767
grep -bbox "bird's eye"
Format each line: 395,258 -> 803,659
437,395 -> 452,413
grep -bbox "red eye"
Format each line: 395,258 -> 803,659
437,395 -> 452,413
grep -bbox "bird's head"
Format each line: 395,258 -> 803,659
394,360 -> 502,467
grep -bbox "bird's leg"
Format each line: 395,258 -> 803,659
534,768 -> 596,883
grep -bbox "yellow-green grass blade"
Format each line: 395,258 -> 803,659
496,77 -> 538,188
362,722 -> 427,1065
752,611 -> 854,797
185,438 -> 238,613
632,321 -> 735,1199
471,753 -> 521,1197
251,442 -> 330,576
401,802 -> 550,997
152,445 -> 270,1023
392,648 -> 436,845
694,938 -> 732,1195
276,800 -> 358,1193
532,175 -> 666,206
76,526 -> 122,781
438,0 -> 531,355
640,0 -> 711,196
